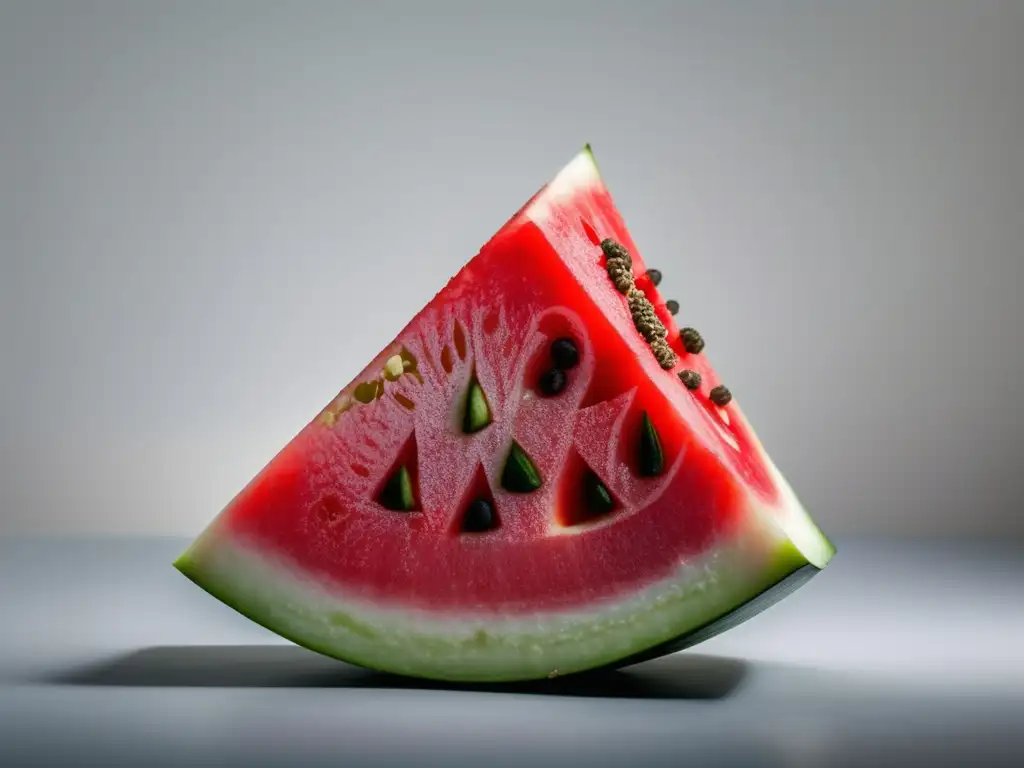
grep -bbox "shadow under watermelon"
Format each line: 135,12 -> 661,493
40,644 -> 749,700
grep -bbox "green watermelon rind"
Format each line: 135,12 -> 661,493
173,480 -> 832,683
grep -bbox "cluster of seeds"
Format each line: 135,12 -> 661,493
598,237 -> 734,406
628,288 -> 677,370
675,328 -> 733,405
538,337 -> 580,396
601,238 -> 678,371
605,258 -> 634,294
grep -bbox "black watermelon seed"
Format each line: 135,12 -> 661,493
678,369 -> 702,390
646,269 -> 663,287
583,470 -> 616,516
462,498 -> 496,532
665,299 -> 680,315
680,327 -> 705,354
538,368 -> 567,396
550,338 -> 580,369
638,411 -> 665,477
710,385 -> 733,407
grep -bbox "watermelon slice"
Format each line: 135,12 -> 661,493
175,146 -> 835,682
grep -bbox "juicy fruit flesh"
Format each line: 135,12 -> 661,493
175,146 -> 834,680
192,149 -> 830,612
215,253 -> 754,611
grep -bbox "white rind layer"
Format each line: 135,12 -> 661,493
765,456 -> 834,569
175,480 -> 829,682
526,146 -> 603,223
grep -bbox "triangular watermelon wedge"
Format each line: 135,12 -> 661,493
175,146 -> 835,682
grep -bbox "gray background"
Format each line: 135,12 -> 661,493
3,537 -> 1023,767
2,0 -> 1021,537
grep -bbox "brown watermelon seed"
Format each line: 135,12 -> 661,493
646,269 -> 662,287
600,238 -> 631,267
710,385 -> 732,406
606,257 -> 633,294
651,339 -> 678,370
627,287 -> 667,343
680,327 -> 705,354
678,369 -> 702,390
665,299 -> 679,315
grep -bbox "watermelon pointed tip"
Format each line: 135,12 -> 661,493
172,550 -> 193,576
581,143 -> 601,174
528,144 -> 604,223
173,538 -> 206,581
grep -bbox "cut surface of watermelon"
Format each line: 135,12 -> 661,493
175,146 -> 835,682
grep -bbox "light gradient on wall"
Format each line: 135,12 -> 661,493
1,1 -> 1021,535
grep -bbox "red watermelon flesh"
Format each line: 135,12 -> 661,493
175,146 -> 834,682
